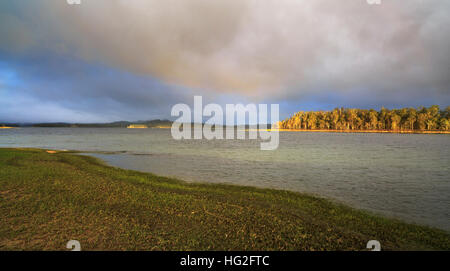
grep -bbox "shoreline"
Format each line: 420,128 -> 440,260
255,129 -> 450,134
3,126 -> 449,134
1,148 -> 449,250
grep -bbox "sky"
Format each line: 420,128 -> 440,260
0,0 -> 449,123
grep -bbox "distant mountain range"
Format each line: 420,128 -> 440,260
1,120 -> 274,129
1,119 -> 173,128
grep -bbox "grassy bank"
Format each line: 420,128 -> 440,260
0,148 -> 448,251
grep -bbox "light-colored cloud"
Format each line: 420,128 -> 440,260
22,0 -> 448,97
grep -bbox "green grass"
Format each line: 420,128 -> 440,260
0,148 -> 448,251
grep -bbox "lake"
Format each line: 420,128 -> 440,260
1,127 -> 449,231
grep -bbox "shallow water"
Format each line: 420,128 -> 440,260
1,127 -> 449,231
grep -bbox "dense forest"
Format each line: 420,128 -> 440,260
279,106 -> 450,131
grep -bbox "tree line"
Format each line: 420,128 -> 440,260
279,105 -> 450,131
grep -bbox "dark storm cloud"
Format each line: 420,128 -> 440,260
0,51 -> 194,122
0,0 -> 449,122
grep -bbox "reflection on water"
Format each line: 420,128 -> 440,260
1,127 -> 449,230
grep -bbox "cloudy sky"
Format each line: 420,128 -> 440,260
1,0 -> 449,123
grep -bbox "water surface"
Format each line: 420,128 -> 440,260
1,127 -> 449,231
